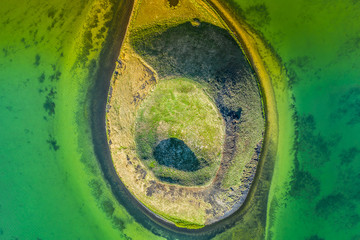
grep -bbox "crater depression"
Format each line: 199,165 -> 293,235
135,78 -> 224,186
106,0 -> 265,229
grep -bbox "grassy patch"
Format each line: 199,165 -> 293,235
135,79 -> 224,185
135,78 -> 224,185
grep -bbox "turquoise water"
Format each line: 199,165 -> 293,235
1,0 -> 359,239
226,0 -> 360,239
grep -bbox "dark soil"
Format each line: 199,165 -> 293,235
168,0 -> 179,8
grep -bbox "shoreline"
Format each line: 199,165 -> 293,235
204,0 -> 279,212
90,0 -> 280,238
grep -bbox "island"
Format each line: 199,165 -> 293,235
105,0 -> 265,228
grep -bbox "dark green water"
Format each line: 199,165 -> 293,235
1,0 -> 359,239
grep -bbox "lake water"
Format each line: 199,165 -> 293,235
0,0 -> 359,239
228,0 -> 360,239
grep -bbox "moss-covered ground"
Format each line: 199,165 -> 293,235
135,78 -> 224,186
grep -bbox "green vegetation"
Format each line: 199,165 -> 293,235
144,201 -> 206,229
164,215 -> 205,229
135,78 -> 224,186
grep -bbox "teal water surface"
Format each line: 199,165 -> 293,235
226,0 -> 360,239
1,0 -> 359,239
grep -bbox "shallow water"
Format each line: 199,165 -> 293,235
0,1 -> 161,239
227,0 -> 360,239
1,0 -> 359,239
